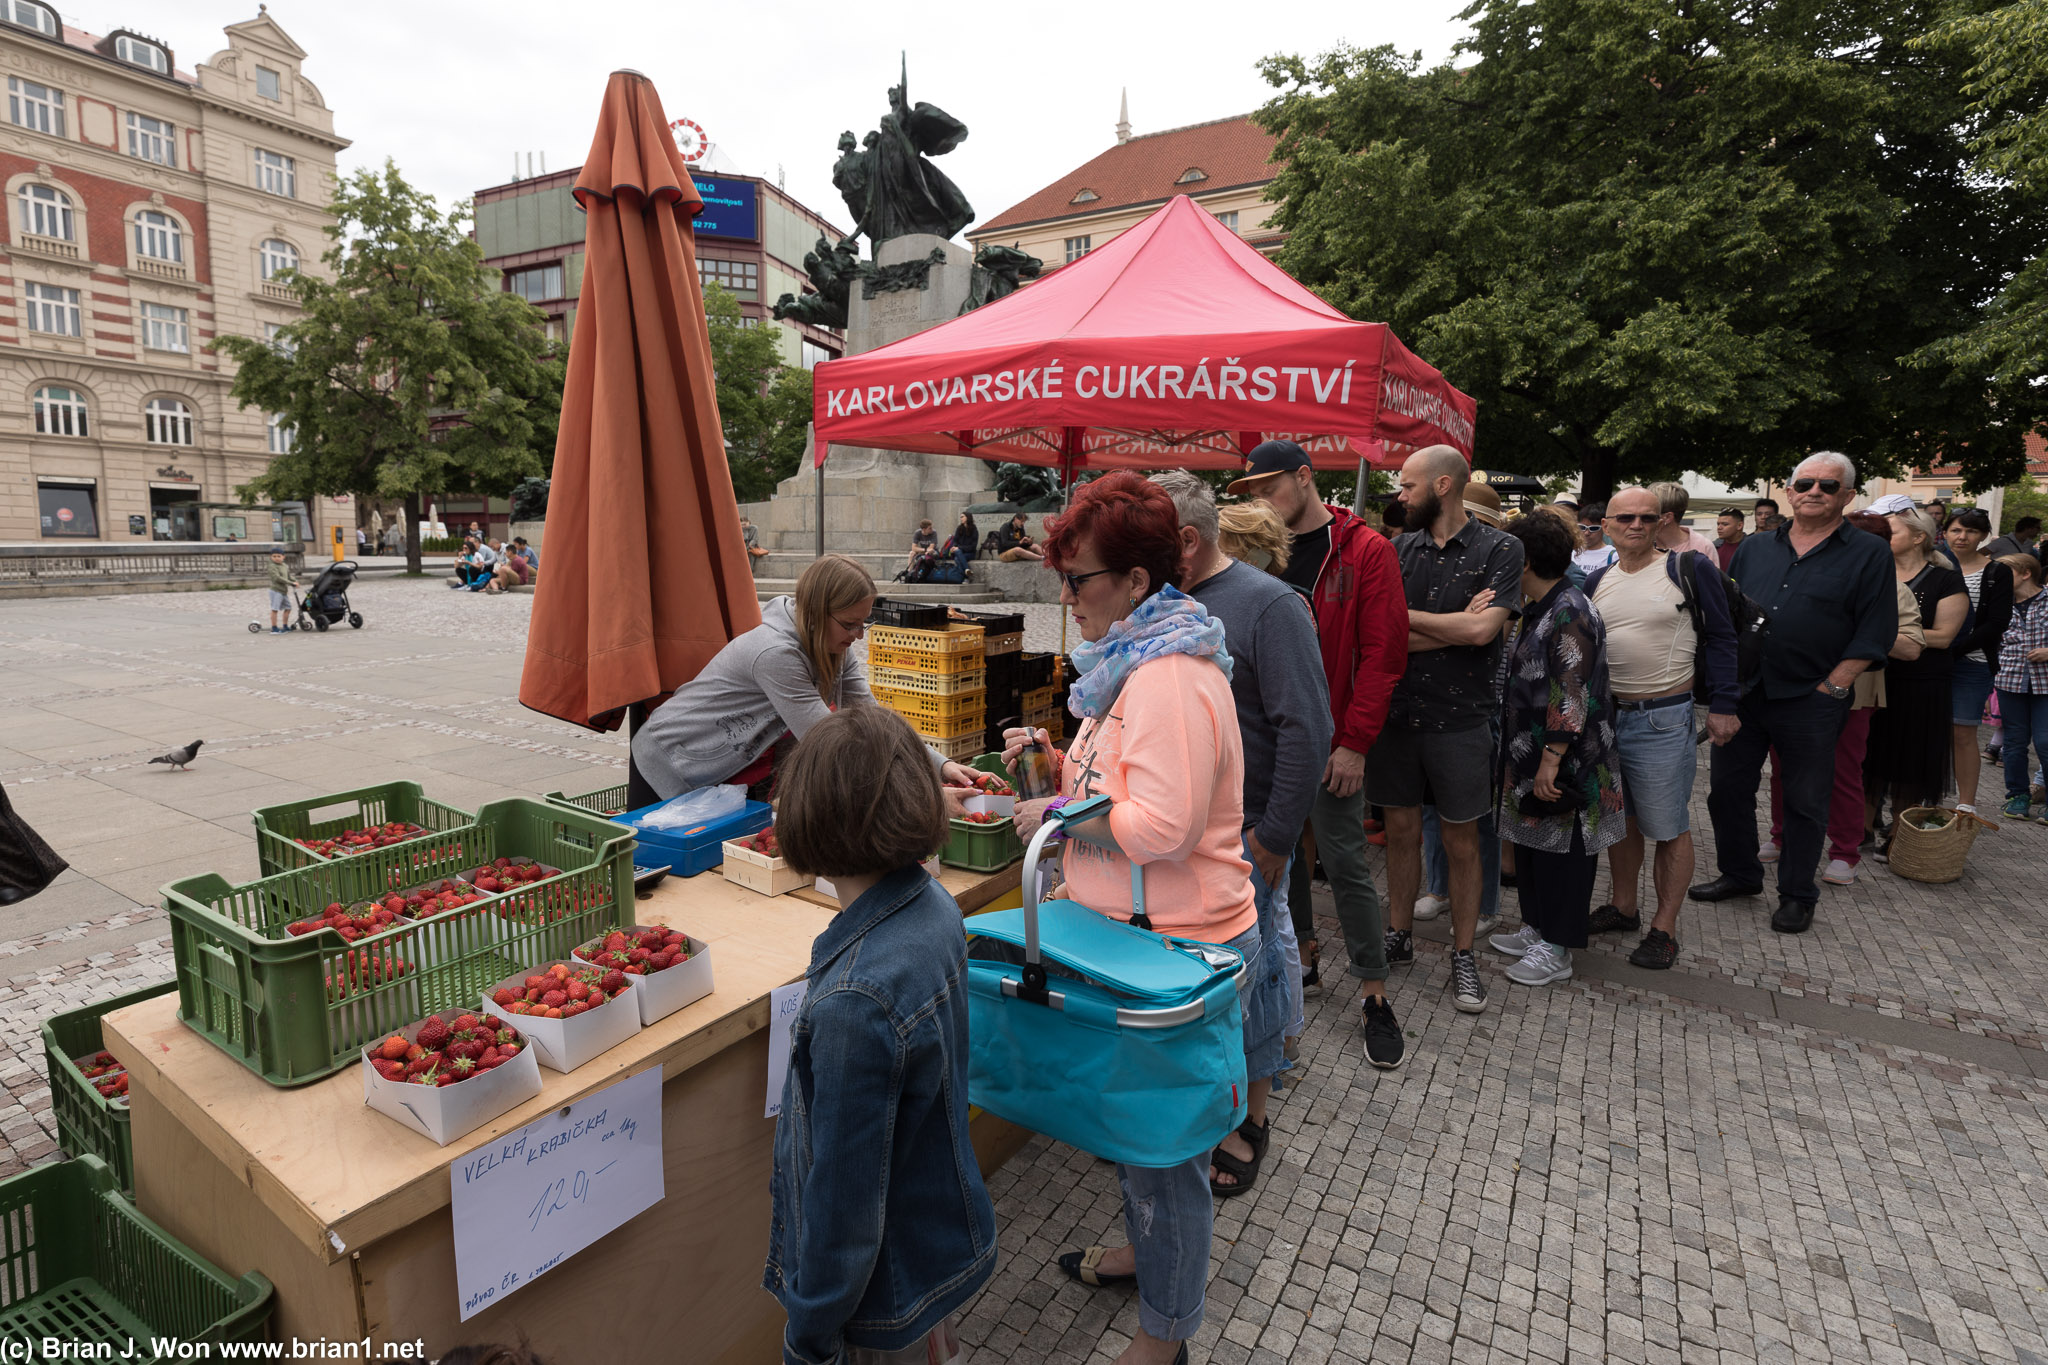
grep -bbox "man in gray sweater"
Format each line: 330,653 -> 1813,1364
1154,472 -> 1332,1194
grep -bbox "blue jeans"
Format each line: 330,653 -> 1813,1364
2000,690 -> 2048,799
1241,835 -> 1292,1085
1118,1154 -> 1212,1342
1422,804 -> 1500,919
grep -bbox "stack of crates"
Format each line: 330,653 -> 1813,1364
869,621 -> 988,760
954,609 -> 1025,752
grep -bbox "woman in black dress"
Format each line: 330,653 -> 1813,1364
1864,507 -> 1967,853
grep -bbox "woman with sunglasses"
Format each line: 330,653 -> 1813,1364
630,554 -> 989,807
997,472 -> 1256,1365
1944,508 -> 2015,813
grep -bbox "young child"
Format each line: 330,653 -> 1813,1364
266,552 -> 296,634
765,706 -> 996,1365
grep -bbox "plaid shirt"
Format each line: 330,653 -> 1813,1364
1995,592 -> 2048,694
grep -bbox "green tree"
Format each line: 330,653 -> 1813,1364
1256,0 -> 2045,500
705,284 -> 814,502
2001,475 -> 2048,535
215,161 -> 563,573
1909,0 -> 2048,449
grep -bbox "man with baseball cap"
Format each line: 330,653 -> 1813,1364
1232,441 -> 1412,1068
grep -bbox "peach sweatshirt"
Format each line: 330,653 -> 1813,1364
1059,652 -> 1257,945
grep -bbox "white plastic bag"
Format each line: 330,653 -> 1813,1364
636,783 -> 746,831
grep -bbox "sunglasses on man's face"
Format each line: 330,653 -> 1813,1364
1791,477 -> 1842,494
1608,513 -> 1659,525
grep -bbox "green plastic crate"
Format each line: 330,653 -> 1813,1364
251,780 -> 473,879
42,979 -> 177,1192
167,799 -> 634,1086
941,815 -> 1022,872
0,1156 -> 274,1356
542,782 -> 632,819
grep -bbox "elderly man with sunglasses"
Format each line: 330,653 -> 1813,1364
1690,452 -> 1897,934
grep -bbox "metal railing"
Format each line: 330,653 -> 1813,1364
0,541 -> 304,587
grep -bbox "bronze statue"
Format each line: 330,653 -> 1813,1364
772,234 -> 863,329
960,244 -> 1042,314
831,56 -> 974,250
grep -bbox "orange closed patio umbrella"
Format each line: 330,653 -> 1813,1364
521,69 -> 761,759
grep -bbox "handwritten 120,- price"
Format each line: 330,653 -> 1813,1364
450,1069 -> 663,1321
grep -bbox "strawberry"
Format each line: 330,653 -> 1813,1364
451,1013 -> 480,1034
377,1035 -> 410,1061
416,1017 -> 451,1051
562,1001 -> 588,1018
600,970 -> 627,995
492,988 -> 517,1007
566,980 -> 590,1001
541,990 -> 567,1009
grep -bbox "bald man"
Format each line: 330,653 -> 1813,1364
1372,446 -> 1525,1017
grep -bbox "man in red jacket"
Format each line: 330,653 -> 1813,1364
1235,441 -> 1412,1069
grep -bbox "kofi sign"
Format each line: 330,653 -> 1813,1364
450,1067 -> 664,1320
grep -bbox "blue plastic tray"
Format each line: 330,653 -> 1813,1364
613,799 -> 772,875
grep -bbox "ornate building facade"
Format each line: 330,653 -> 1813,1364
0,7 -> 346,543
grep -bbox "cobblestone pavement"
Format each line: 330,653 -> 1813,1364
5,579 -> 2048,1363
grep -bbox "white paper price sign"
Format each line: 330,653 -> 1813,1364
765,981 -> 808,1119
450,1067 -> 664,1320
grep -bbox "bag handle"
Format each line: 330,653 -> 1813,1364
1018,794 -> 1113,1004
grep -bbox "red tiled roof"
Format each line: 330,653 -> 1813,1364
973,115 -> 1279,235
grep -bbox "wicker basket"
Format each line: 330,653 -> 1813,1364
1889,805 -> 1998,884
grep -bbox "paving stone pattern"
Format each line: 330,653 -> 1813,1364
4,580 -> 2047,1363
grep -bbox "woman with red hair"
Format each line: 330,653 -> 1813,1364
997,471 -> 1255,1365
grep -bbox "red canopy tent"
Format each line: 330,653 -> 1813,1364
810,195 -> 1476,478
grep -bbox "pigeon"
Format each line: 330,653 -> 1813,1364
149,740 -> 204,771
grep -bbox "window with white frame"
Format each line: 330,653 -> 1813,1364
140,301 -> 189,352
7,78 -> 63,137
1,0 -> 58,36
263,320 -> 297,356
267,413 -> 295,454
255,66 -> 280,101
114,36 -> 167,73
259,238 -> 298,281
253,148 -> 295,197
32,385 -> 88,436
144,396 -> 192,445
134,209 -> 182,263
800,338 -> 836,370
17,183 -> 73,240
698,258 -> 759,299
125,112 -> 175,166
506,264 -> 562,302
24,281 -> 80,336
1213,210 -> 1239,232
1064,236 -> 1091,264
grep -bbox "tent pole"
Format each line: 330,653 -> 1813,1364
815,448 -> 825,559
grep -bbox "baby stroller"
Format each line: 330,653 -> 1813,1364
299,560 -> 363,632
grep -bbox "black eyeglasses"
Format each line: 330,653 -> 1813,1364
1791,477 -> 1842,494
1059,568 -> 1117,594
1608,513 -> 1659,525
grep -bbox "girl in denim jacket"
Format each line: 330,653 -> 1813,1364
765,706 -> 997,1365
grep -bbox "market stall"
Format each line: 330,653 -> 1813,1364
100,858 -> 1025,1361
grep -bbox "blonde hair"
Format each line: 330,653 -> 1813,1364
2001,552 -> 2042,588
791,555 -> 875,705
1890,508 -> 1941,558
1217,501 -> 1292,574
1534,503 -> 1579,540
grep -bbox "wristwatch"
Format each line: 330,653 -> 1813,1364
1821,681 -> 1851,699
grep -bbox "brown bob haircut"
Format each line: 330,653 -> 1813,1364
775,706 -> 948,878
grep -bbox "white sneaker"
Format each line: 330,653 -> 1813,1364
1505,941 -> 1574,986
1822,859 -> 1857,886
1489,924 -> 1544,957
1759,842 -> 1782,864
1413,893 -> 1449,921
1475,912 -> 1501,939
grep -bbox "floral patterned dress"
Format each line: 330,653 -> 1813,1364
1497,579 -> 1627,854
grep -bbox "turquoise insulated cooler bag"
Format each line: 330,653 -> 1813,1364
966,796 -> 1249,1167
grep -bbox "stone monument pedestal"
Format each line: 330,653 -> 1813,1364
742,235 -> 997,555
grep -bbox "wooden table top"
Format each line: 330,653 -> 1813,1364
105,860 -> 1019,1264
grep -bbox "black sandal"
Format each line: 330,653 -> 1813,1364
1587,903 -> 1641,934
1209,1117 -> 1270,1198
1057,1245 -> 1138,1288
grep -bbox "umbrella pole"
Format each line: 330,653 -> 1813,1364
815,448 -> 825,559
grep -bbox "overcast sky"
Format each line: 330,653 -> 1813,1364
86,0 -> 1475,243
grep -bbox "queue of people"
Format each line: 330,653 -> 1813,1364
667,447 -> 2043,1365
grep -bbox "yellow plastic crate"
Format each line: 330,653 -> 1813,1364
869,645 -> 986,675
982,631 -> 1022,656
868,623 -> 984,657
1023,684 -> 1059,712
919,729 -> 986,760
876,687 -> 986,732
1025,703 -> 1062,733
871,663 -> 987,696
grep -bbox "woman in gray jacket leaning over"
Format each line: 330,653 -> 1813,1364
631,554 -> 988,805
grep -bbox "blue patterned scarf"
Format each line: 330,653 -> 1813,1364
1067,585 -> 1232,718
